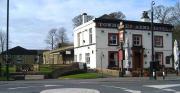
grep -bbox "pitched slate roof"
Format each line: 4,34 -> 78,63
1,46 -> 47,55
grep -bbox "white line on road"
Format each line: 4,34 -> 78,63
144,84 -> 180,89
44,85 -> 64,87
8,86 -> 36,90
101,85 -> 141,93
144,84 -> 180,92
8,85 -> 64,90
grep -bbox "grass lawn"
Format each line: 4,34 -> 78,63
59,72 -> 103,79
39,67 -> 53,75
0,77 -> 14,81
1,66 -> 16,73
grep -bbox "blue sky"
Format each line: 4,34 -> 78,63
0,0 -> 178,49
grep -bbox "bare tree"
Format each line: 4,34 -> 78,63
45,28 -> 57,50
55,27 -> 69,48
171,2 -> 180,25
72,14 -> 94,27
109,11 -> 126,20
0,29 -> 6,53
148,5 -> 173,24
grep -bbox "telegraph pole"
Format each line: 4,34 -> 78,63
6,0 -> 10,81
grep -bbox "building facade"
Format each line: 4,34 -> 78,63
43,46 -> 74,64
0,46 -> 46,65
74,13 -> 173,70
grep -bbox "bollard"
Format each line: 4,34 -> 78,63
153,69 -> 156,80
163,71 -> 165,80
153,71 -> 155,77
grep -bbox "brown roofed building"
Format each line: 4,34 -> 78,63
0,46 -> 47,65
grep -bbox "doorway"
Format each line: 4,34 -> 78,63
132,48 -> 144,70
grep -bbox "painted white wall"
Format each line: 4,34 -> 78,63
74,18 -> 173,69
96,28 -> 119,69
74,20 -> 97,68
125,29 -> 172,68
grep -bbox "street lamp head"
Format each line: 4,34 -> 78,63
152,1 -> 155,6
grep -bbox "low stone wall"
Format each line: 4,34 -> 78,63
96,68 -> 121,77
25,75 -> 44,80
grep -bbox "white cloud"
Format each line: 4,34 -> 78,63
0,0 -> 177,49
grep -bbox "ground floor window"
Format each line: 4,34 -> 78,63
85,53 -> 90,64
155,52 -> 163,65
166,56 -> 171,64
108,51 -> 118,68
74,55 -> 77,62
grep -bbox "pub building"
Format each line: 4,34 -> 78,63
73,12 -> 173,72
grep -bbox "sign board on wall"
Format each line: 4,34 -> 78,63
119,50 -> 123,61
119,31 -> 124,42
66,51 -> 71,54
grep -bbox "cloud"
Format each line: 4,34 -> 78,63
0,0 -> 177,49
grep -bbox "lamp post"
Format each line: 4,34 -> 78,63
151,1 -> 156,80
6,0 -> 10,81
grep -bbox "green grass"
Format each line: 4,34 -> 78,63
0,77 -> 14,81
1,66 -> 16,73
39,67 -> 53,75
59,72 -> 103,79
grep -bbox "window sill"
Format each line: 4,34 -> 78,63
108,44 -> 119,46
154,46 -> 163,48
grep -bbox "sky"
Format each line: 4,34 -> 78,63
0,0 -> 178,49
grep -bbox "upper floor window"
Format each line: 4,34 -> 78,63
133,34 -> 142,46
154,36 -> 163,47
79,54 -> 82,62
89,28 -> 92,44
77,32 -> 81,47
108,33 -> 118,46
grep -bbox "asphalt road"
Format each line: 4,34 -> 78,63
1,78 -> 180,93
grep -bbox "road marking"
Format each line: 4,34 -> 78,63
101,85 -> 141,93
8,85 -> 63,90
163,89 -> 176,92
8,86 -> 36,90
44,85 -> 63,87
144,84 -> 180,89
40,88 -> 100,93
144,84 -> 180,92
79,82 -> 98,84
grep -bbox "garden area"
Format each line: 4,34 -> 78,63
59,72 -> 103,79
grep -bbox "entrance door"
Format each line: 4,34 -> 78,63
108,51 -> 118,68
132,49 -> 143,70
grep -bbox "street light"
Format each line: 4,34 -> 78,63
6,0 -> 10,81
150,1 -> 156,80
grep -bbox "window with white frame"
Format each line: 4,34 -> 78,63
77,32 -> 81,46
89,28 -> 92,44
85,53 -> 90,64
155,52 -> 163,65
74,55 -> 77,62
154,36 -> 163,47
79,54 -> 82,62
133,34 -> 142,46
108,33 -> 118,45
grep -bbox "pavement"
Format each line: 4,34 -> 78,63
1,75 -> 180,93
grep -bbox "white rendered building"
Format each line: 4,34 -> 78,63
74,12 -> 173,70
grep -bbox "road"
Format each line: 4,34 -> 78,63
1,78 -> 180,93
